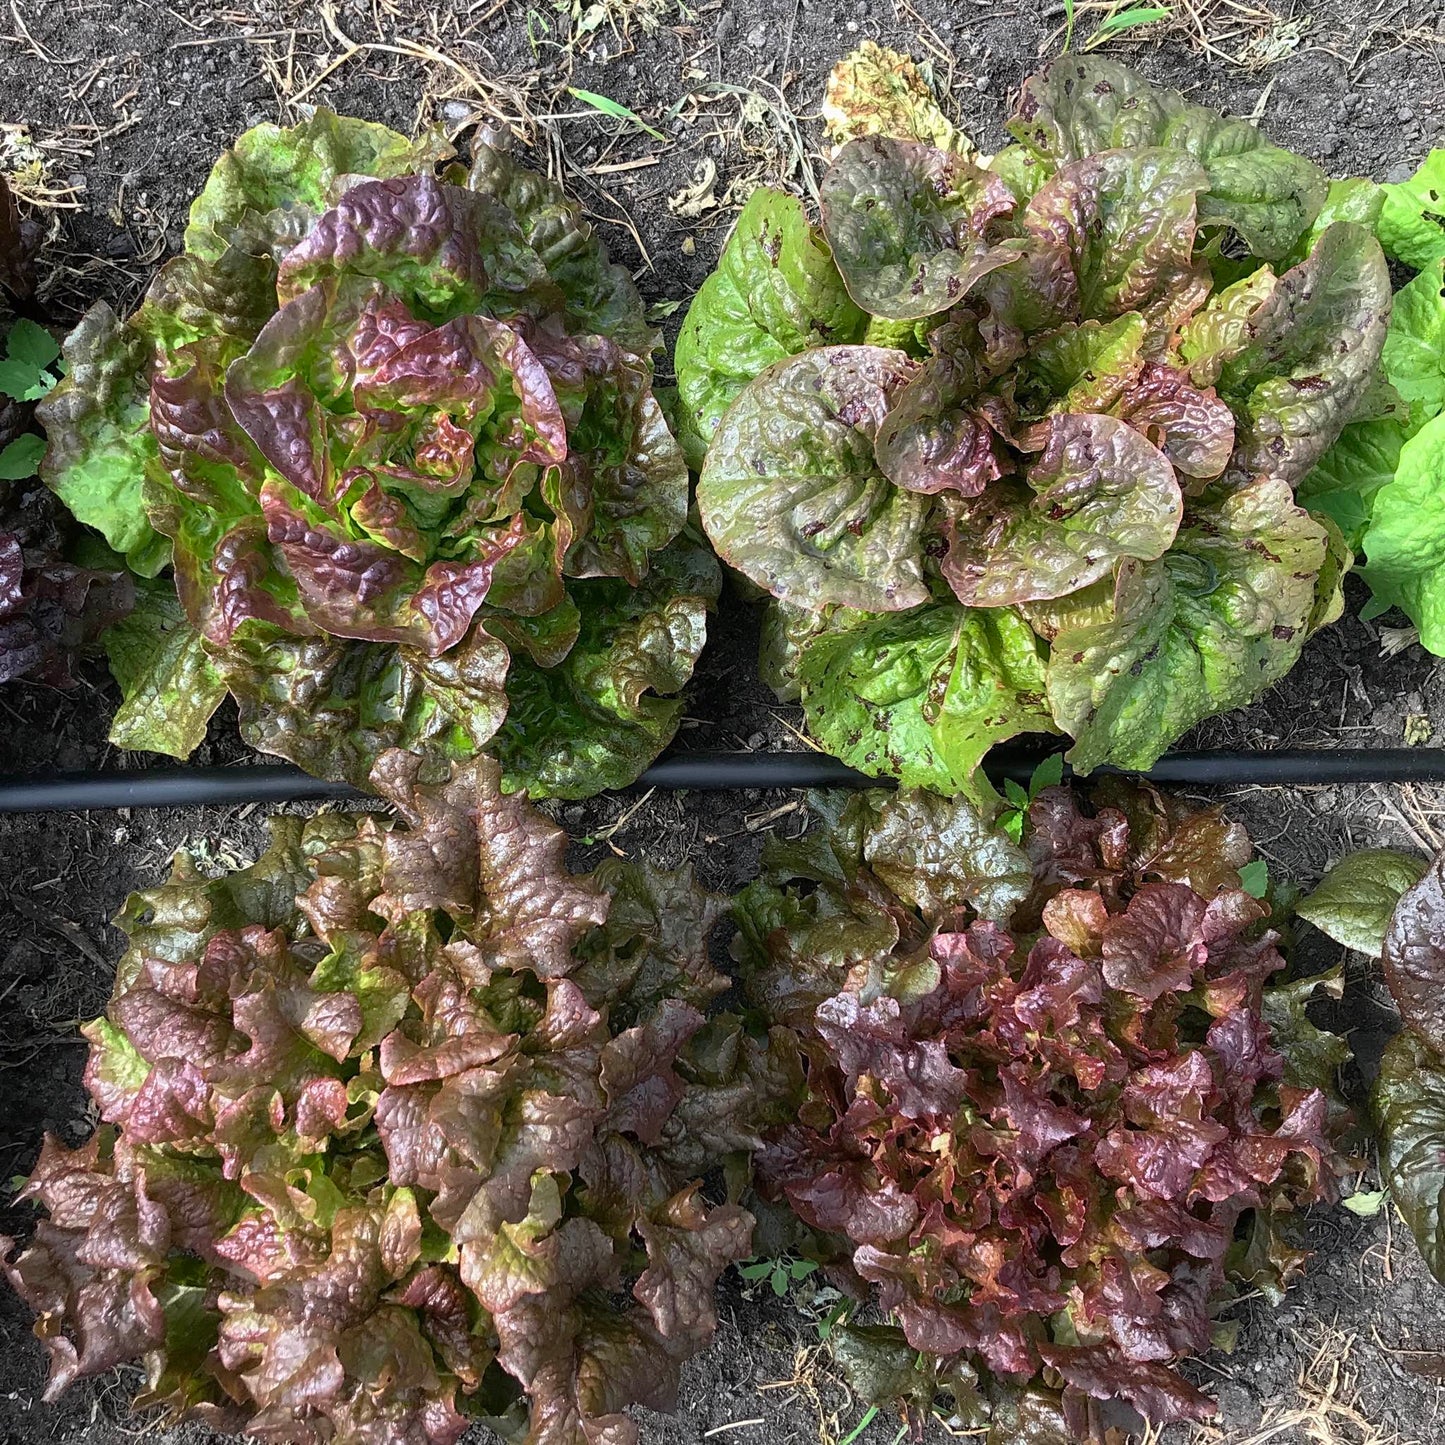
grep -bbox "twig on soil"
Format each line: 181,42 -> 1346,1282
1227,1320 -> 1418,1445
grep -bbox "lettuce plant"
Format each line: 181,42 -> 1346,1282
734,782 -> 1344,1441
2,749 -> 797,1445
1295,150 -> 1445,652
0,175 -> 130,683
1301,848 -> 1445,1285
682,55 -> 1388,802
39,112 -> 713,795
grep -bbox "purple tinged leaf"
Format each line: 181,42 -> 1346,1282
820,137 -> 1022,321
1115,362 -> 1234,483
697,345 -> 931,613
1382,853 -> 1445,1053
369,749 -> 610,976
874,351 -> 1008,497
1024,147 -> 1209,327
1101,883 -> 1208,1000
941,411 -> 1182,607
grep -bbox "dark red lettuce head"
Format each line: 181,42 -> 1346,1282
2,751 -> 797,1445
734,782 -> 1345,1442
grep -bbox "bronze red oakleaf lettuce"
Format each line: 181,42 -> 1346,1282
734,782 -> 1344,1442
1,752 -> 798,1445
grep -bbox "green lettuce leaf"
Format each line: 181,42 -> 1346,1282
1009,55 -> 1327,259
36,304 -> 169,576
1297,849 -> 1428,958
492,541 -> 720,798
1297,418 -> 1404,549
1380,257 -> 1445,427
696,345 -> 930,612
673,188 -> 865,469
819,137 -> 1022,321
1037,478 -> 1327,772
104,577 -> 227,758
1376,150 -> 1445,271
795,601 -> 1055,806
1360,411 -> 1445,650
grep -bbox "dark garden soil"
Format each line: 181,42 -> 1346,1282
1,1 -> 1444,1441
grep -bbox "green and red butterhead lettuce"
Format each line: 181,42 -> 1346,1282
683,54 -> 1387,802
0,174 -> 131,684
734,782 -> 1344,1442
39,112 -> 713,795
1,750 -> 797,1445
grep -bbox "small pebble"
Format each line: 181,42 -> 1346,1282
746,732 -> 765,751
974,73 -> 992,92
440,99 -> 472,125
745,22 -> 768,46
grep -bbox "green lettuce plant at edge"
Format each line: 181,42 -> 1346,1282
1300,846 -> 1445,1288
1296,149 -> 1445,653
680,53 -> 1389,807
40,111 -> 716,798
1,749 -> 799,1445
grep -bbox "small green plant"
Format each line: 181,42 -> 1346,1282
1084,4 -> 1172,49
998,753 -> 1064,842
0,317 -> 59,479
737,1253 -> 819,1298
1240,857 -> 1270,898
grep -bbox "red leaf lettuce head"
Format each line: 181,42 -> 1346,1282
39,112 -> 714,796
734,781 -> 1346,1442
2,749 -> 798,1445
684,53 -> 1382,803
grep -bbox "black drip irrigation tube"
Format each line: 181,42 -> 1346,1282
2,748 -> 1445,813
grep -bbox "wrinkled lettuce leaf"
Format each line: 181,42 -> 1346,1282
819,137 -> 1021,321
1008,55 -> 1327,259
1376,149 -> 1445,272
2,754 -> 792,1445
104,576 -> 226,758
674,188 -> 865,469
697,345 -> 929,612
1036,479 -> 1327,772
822,43 -> 969,155
1359,411 -> 1445,651
41,111 -> 698,796
794,600 -> 1055,807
